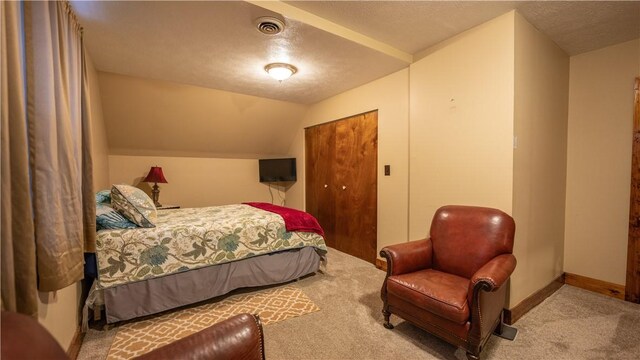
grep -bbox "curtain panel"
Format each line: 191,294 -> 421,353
81,36 -> 97,253
2,0 -> 96,312
1,0 -> 38,316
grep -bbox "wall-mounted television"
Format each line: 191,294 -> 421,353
259,158 -> 297,183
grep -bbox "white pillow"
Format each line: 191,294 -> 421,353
111,184 -> 157,228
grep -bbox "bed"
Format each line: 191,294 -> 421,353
90,202 -> 327,323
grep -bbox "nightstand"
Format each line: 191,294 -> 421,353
157,205 -> 180,210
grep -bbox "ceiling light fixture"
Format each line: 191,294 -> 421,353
264,63 -> 297,81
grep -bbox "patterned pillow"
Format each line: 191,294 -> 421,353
96,189 -> 111,204
96,203 -> 138,230
111,184 -> 157,228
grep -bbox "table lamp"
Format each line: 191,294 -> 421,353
143,166 -> 168,207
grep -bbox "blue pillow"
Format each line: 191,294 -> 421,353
96,190 -> 111,204
96,203 -> 138,230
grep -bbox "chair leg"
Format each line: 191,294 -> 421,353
493,310 -> 504,335
466,352 -> 480,360
382,310 -> 394,329
493,309 -> 518,341
494,323 -> 518,341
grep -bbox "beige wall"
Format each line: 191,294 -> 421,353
89,55 -> 111,190
37,282 -> 82,351
98,72 -> 307,159
564,38 -> 640,285
108,155 -> 277,208
511,13 -> 569,307
286,68 -> 410,254
408,12 -> 515,240
37,54 -> 111,350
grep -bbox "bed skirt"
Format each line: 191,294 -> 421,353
101,247 -> 322,323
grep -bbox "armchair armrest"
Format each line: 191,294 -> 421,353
380,238 -> 433,276
469,254 -> 516,293
134,313 -> 265,360
468,254 -> 516,343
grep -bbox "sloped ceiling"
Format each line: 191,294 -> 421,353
98,72 -> 308,158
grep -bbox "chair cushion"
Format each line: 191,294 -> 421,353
387,269 -> 470,324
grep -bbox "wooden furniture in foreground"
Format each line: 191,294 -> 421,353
380,205 -> 517,360
305,110 -> 378,264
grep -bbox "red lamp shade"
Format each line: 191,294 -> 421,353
143,166 -> 168,184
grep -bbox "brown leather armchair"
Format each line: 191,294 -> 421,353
1,311 -> 265,360
380,205 -> 516,360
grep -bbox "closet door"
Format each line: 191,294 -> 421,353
334,112 -> 378,264
305,123 -> 337,248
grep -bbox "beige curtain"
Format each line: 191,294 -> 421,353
23,1 -> 95,291
81,35 -> 97,253
1,0 -> 96,308
1,1 -> 39,316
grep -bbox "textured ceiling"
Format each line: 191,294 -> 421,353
287,1 -> 640,56
72,1 -> 407,104
287,1 -> 520,54
72,1 -> 640,105
516,1 -> 640,55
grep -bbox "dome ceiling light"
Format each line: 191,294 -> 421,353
264,63 -> 297,81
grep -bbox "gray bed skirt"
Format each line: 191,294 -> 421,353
103,247 -> 322,323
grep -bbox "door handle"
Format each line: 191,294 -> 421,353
324,184 -> 328,188
342,185 -> 347,190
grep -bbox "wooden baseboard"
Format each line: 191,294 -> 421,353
564,272 -> 625,300
375,258 -> 387,272
504,273 -> 565,325
67,326 -> 84,360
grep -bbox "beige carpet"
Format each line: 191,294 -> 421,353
78,248 -> 640,360
106,286 -> 318,360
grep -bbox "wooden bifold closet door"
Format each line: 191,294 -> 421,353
305,111 -> 378,264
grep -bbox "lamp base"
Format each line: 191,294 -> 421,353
151,183 -> 162,208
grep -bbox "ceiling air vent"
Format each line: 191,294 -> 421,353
255,16 -> 285,35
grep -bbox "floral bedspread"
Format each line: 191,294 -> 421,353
95,204 -> 327,289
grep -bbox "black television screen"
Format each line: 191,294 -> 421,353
259,158 -> 297,182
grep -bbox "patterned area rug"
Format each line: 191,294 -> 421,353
106,285 -> 319,360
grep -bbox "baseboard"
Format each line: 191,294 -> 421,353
375,258 -> 387,272
504,273 -> 565,325
564,272 -> 625,300
67,326 -> 84,360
